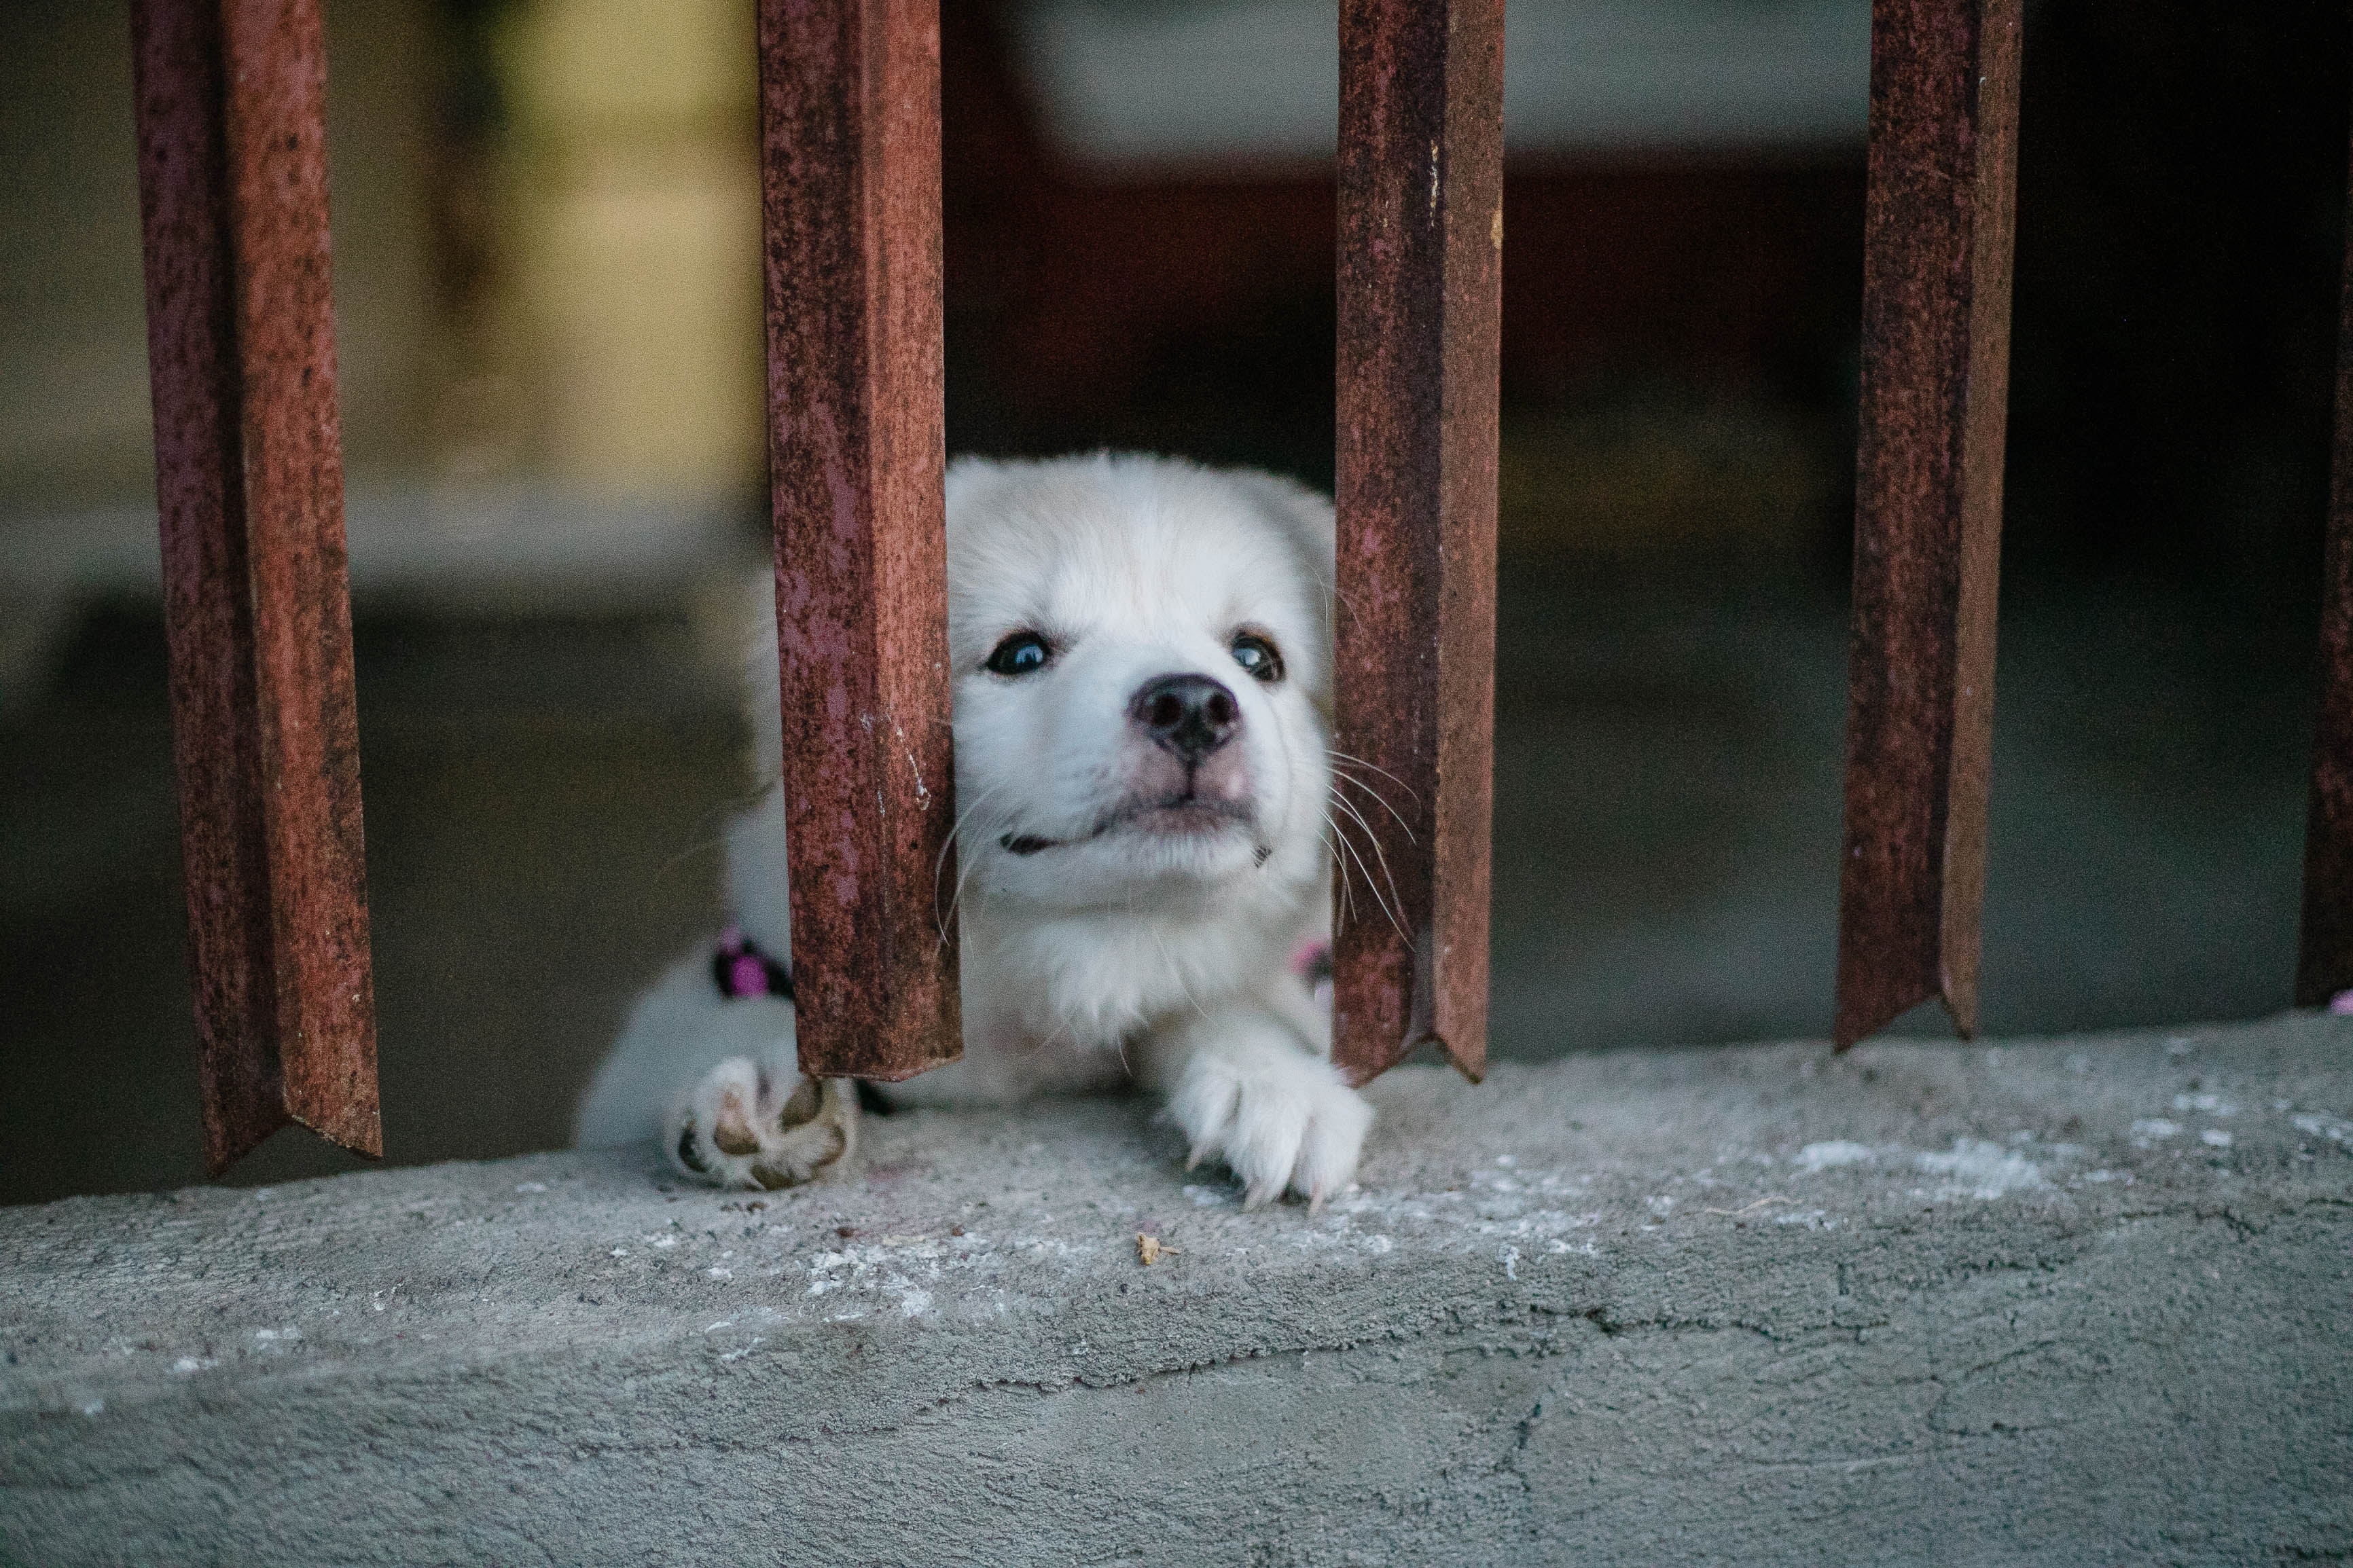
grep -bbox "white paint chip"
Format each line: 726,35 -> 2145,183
1916,1138 -> 2047,1200
1796,1140 -> 1874,1171
2292,1112 -> 2352,1145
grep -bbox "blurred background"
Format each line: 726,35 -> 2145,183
0,0 -> 2336,1203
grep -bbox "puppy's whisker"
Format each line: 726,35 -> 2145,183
1327,791 -> 1409,945
657,773 -> 789,882
1325,748 -> 1420,803
1336,780 -> 1421,926
937,780 -> 1011,885
1317,814 -> 1361,928
1318,824 -> 1360,930
1346,807 -> 1412,947
654,831 -> 730,881
1327,752 -> 1412,790
1327,765 -> 1417,843
1332,579 -> 1367,641
943,845 -> 992,951
933,780 -> 1013,943
1326,801 -> 1405,945
682,776 -> 780,844
1330,820 -> 1387,939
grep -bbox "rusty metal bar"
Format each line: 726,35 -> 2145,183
755,0 -> 961,1080
130,0 -> 380,1173
1833,0 -> 2023,1049
1331,0 -> 1503,1084
2293,107 -> 2353,1008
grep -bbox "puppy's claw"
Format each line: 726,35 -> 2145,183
1166,1042 -> 1372,1212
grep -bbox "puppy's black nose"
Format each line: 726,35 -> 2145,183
1131,673 -> 1240,763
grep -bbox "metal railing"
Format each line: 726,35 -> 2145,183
1834,0 -> 2019,1047
130,0 -> 378,1174
121,0 -> 2346,1178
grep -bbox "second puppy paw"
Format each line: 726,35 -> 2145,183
668,1057 -> 857,1189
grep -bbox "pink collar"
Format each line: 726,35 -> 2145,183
713,924 -> 793,1000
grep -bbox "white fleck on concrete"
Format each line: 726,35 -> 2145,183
1914,1137 -> 2049,1200
2295,1110 -> 2352,1145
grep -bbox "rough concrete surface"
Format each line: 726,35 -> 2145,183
3,1014 -> 2350,1567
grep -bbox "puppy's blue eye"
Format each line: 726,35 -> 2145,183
986,632 -> 1052,676
1229,632 -> 1283,683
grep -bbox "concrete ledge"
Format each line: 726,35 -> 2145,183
5,1015 -> 2350,1566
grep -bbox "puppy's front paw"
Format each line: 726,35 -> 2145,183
1167,1047 -> 1372,1210
668,1057 -> 857,1189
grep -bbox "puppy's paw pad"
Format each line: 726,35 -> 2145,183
669,1059 -> 856,1190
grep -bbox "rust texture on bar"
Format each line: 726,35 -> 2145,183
2293,105 -> 2353,1008
757,0 -> 961,1080
1834,0 -> 2022,1050
1331,0 -> 1503,1084
130,0 -> 380,1172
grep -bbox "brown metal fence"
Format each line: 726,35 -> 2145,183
1833,0 -> 2019,1049
1332,0 -> 1503,1085
130,0 -> 378,1175
120,0 -> 2350,1177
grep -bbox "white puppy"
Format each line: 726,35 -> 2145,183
575,453 -> 1372,1207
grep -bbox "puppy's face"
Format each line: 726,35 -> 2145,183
946,457 -> 1333,914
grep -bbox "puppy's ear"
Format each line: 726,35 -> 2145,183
944,453 -> 1013,520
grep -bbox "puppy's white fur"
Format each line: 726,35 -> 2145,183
575,453 -> 1370,1207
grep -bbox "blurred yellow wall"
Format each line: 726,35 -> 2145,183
497,0 -> 764,497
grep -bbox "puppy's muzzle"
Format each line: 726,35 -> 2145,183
995,672 -> 1254,858
1131,672 -> 1240,763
